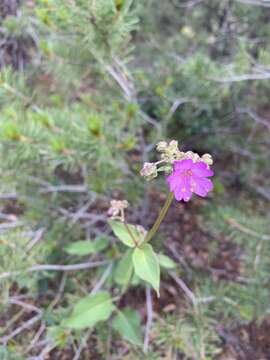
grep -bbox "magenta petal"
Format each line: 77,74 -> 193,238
180,176 -> 192,202
167,174 -> 180,192
202,177 -> 214,192
192,161 -> 214,178
174,159 -> 193,172
174,186 -> 184,201
191,176 -> 208,197
173,177 -> 191,201
195,176 -> 214,193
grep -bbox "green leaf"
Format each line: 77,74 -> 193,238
92,236 -> 110,252
47,326 -> 69,347
62,291 -> 114,329
114,249 -> 133,286
64,237 -> 109,255
158,254 -> 177,269
112,308 -> 143,346
131,273 -> 141,286
109,220 -> 144,248
132,244 -> 160,296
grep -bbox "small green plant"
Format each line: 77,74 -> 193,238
60,140 -> 214,354
1,1 -> 270,358
106,140 -> 214,297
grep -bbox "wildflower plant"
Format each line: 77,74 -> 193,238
109,140 -> 214,296
1,0 -> 270,357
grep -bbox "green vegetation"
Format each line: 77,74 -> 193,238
0,0 -> 270,358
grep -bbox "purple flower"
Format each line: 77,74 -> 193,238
167,159 -> 214,202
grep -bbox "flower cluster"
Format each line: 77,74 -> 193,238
107,199 -> 129,221
140,140 -> 214,202
156,140 -> 213,165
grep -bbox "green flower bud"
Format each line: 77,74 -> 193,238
140,162 -> 158,180
202,153 -> 213,165
156,141 -> 168,152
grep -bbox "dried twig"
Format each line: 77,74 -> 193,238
0,259 -> 111,280
0,314 -> 42,345
8,299 -> 42,314
39,184 -> 88,194
165,242 -> 193,278
252,184 -> 270,201
210,73 -> 270,82
105,64 -> 134,101
26,228 -> 45,251
90,263 -> 113,295
47,274 -> 67,310
0,193 -> 17,199
236,107 -> 270,132
165,98 -> 195,123
105,57 -> 161,133
0,221 -> 23,230
28,260 -> 111,272
69,198 -> 95,226
31,343 -> 56,360
169,271 -> 197,308
143,287 -> 153,353
25,322 -> 46,353
235,0 -> 270,7
227,217 -> 270,240
72,329 -> 91,360
172,0 -> 204,8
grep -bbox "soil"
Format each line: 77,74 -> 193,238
218,317 -> 270,360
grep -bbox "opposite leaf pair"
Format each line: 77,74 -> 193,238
109,220 -> 162,296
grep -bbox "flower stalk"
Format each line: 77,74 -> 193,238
144,192 -> 174,244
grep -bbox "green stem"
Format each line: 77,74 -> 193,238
123,222 -> 138,246
144,192 -> 174,244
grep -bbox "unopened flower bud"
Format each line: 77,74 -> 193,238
175,151 -> 186,160
108,199 -> 129,220
160,140 -> 180,163
156,141 -> 167,152
168,140 -> 178,152
185,151 -> 194,159
140,162 -> 158,180
121,200 -> 129,209
202,153 -> 213,165
192,153 -> 200,162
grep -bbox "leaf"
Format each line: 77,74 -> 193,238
92,236 -> 110,252
47,326 -> 69,347
64,241 -> 94,255
158,253 -> 177,269
109,220 -> 144,248
132,244 -> 160,296
114,249 -> 133,286
62,291 -> 114,329
131,273 -> 141,286
64,237 -> 109,256
112,308 -> 143,346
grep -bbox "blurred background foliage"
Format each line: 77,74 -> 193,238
0,0 -> 270,359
